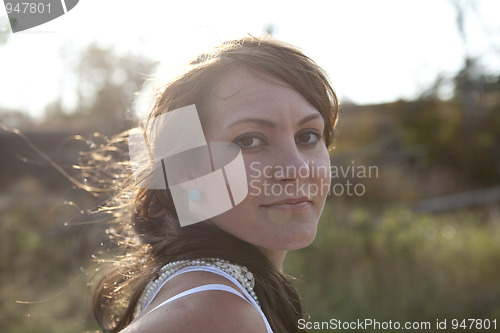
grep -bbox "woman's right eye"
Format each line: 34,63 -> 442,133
233,134 -> 266,149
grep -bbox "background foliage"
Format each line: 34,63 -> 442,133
1,38 -> 500,333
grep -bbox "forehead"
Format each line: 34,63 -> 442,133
202,66 -> 319,128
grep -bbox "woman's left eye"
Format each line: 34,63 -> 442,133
296,130 -> 321,145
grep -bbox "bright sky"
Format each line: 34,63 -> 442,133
0,0 -> 499,119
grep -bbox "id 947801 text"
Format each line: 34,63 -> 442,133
5,2 -> 52,14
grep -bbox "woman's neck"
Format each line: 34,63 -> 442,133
256,247 -> 287,271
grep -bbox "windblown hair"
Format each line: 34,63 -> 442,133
92,36 -> 339,333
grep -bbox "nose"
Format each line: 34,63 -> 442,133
272,144 -> 310,181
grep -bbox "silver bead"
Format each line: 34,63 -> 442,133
137,257 -> 260,315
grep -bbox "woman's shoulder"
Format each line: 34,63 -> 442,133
122,270 -> 268,333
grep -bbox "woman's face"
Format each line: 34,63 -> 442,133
201,67 -> 331,252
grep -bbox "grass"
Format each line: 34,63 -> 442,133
285,199 -> 500,332
1,177 -> 499,332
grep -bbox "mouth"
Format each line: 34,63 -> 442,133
261,197 -> 312,211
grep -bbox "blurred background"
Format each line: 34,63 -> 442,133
1,0 -> 499,332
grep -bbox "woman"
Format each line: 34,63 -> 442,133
92,36 -> 338,332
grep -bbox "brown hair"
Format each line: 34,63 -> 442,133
92,36 -> 338,332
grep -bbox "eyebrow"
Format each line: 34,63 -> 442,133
228,113 -> 322,128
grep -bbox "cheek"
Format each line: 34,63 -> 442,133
309,148 -> 331,196
246,159 -> 272,177
245,159 -> 272,195
209,193 -> 260,242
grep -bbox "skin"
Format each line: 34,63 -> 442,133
125,66 -> 331,332
122,271 -> 268,333
202,66 -> 331,269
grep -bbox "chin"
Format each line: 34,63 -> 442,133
279,225 -> 318,250
290,235 -> 317,250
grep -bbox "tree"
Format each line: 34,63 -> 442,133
45,43 -> 157,134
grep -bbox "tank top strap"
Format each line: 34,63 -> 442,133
141,265 -> 274,333
143,265 -> 251,310
143,283 -> 248,317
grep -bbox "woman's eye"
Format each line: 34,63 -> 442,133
296,130 -> 321,145
234,135 -> 265,149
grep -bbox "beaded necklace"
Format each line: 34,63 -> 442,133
135,258 -> 259,316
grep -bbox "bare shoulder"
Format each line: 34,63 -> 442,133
121,271 -> 268,333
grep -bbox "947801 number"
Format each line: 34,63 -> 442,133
5,2 -> 51,14
451,319 -> 497,330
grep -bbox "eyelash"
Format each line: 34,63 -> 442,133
233,133 -> 266,149
295,130 -> 321,145
233,130 -> 322,149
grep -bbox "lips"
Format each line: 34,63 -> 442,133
262,197 -> 312,211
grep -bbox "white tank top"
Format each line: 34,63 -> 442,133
139,265 -> 274,333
